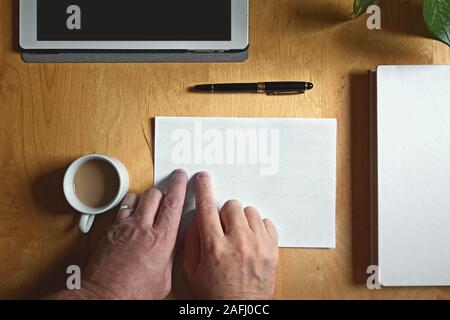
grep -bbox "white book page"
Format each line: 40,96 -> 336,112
154,117 -> 336,248
377,65 -> 450,286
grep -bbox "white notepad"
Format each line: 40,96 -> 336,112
376,65 -> 450,286
154,117 -> 337,248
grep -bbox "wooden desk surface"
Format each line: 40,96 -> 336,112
1,0 -> 450,299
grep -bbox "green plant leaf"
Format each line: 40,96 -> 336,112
423,0 -> 450,46
353,0 -> 376,18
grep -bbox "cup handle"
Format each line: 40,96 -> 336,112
79,214 -> 95,234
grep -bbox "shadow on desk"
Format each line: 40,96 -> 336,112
378,0 -> 428,38
293,0 -> 349,32
290,0 -> 427,36
11,0 -> 19,52
350,72 -> 372,284
30,166 -> 114,298
33,167 -> 75,222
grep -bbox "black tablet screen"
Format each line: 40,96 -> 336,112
37,0 -> 231,41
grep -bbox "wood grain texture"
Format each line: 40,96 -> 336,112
1,0 -> 450,299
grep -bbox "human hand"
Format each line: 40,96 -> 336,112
183,172 -> 279,300
78,169 -> 188,300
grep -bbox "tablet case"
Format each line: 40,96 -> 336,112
22,48 -> 249,63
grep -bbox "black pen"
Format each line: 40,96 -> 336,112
193,81 -> 313,95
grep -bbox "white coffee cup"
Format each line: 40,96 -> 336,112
63,154 -> 129,233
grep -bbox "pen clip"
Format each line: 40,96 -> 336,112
266,90 -> 305,96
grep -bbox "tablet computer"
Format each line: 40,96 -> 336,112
19,0 -> 248,52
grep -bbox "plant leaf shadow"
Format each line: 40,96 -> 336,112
378,0 -> 429,38
293,0 -> 350,32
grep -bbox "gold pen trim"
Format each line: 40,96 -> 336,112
257,82 -> 266,93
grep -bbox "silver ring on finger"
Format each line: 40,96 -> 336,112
120,204 -> 136,213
